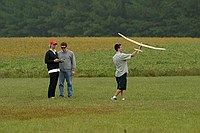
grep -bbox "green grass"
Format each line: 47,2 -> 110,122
0,77 -> 200,133
0,37 -> 200,78
1,43 -> 200,78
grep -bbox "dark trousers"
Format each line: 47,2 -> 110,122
116,73 -> 127,90
48,72 -> 59,98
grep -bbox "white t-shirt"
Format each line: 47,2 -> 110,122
113,52 -> 131,77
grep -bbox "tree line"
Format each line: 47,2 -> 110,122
0,0 -> 199,37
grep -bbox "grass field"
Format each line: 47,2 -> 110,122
0,77 -> 200,133
0,37 -> 200,77
0,37 -> 200,132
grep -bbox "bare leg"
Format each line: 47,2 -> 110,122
121,90 -> 125,101
121,90 -> 124,98
114,89 -> 121,97
111,89 -> 121,100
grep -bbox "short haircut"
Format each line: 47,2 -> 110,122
60,42 -> 67,47
114,44 -> 121,51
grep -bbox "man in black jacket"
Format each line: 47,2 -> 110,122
45,40 -> 60,98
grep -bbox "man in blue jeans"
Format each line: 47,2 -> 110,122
58,42 -> 76,98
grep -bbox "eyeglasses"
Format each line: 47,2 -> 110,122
61,47 -> 66,49
53,43 -> 57,45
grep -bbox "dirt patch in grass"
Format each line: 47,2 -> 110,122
0,106 -> 116,120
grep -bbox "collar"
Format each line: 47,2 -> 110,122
62,49 -> 68,53
50,49 -> 56,52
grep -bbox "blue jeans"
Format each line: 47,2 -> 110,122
59,71 -> 73,97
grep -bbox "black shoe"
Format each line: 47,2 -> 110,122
59,95 -> 64,97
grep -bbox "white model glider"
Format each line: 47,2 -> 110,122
118,33 -> 166,51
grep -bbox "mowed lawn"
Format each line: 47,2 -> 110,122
0,77 -> 200,133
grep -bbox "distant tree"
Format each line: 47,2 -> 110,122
0,0 -> 199,37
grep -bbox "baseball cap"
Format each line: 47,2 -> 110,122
50,40 -> 57,45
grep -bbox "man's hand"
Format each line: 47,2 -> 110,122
72,70 -> 75,76
54,58 -> 60,62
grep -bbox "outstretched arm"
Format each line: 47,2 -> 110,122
131,46 -> 142,57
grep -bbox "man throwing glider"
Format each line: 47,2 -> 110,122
111,44 -> 142,101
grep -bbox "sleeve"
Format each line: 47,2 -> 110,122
119,53 -> 132,60
71,52 -> 76,70
45,51 -> 54,64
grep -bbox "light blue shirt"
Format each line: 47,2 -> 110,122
113,52 -> 131,77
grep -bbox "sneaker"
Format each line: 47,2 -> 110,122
111,96 -> 117,101
51,97 -> 55,99
122,98 -> 125,101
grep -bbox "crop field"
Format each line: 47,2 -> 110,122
0,37 -> 200,77
0,77 -> 200,133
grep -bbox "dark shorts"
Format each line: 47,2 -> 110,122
116,73 -> 127,90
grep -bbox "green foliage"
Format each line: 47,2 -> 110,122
1,40 -> 200,78
0,77 -> 200,132
0,0 -> 199,37
0,58 -> 47,78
